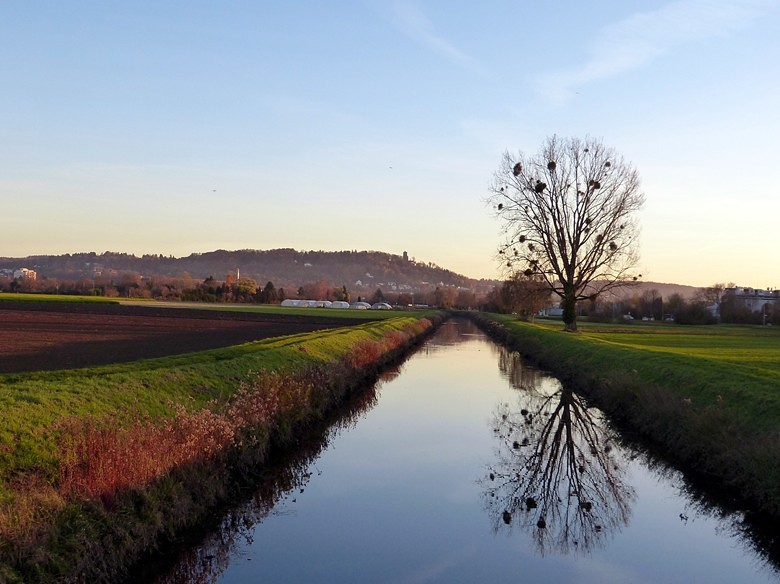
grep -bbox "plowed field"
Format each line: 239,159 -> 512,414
0,302 -> 369,374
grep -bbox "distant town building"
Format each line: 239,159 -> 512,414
723,286 -> 778,310
722,286 -> 779,313
13,268 -> 37,281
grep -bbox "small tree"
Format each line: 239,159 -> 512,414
332,285 -> 350,303
700,283 -> 726,306
500,272 -> 550,320
259,281 -> 278,304
299,280 -> 328,300
698,282 -> 734,321
370,288 -> 385,304
455,288 -> 477,310
489,135 -> 645,331
664,293 -> 686,321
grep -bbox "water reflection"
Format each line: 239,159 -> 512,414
140,385 -> 381,584
137,319 -> 780,583
482,348 -> 635,555
417,317 -> 483,356
634,443 -> 780,576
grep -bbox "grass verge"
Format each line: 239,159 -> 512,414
0,293 -> 119,304
117,300 -> 425,320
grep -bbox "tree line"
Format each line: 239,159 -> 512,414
3,270 -> 773,324
489,275 -> 778,326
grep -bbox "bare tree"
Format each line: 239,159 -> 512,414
433,286 -> 458,309
489,135 -> 645,331
699,282 -> 723,304
500,272 -> 551,320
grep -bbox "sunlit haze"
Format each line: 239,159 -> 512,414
2,1 -> 778,288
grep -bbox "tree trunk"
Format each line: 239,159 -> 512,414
562,291 -> 577,332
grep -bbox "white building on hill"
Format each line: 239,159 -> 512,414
722,286 -> 779,312
13,268 -> 37,280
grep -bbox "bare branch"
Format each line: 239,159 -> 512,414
487,136 -> 644,330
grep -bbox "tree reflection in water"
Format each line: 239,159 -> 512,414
482,347 -> 635,555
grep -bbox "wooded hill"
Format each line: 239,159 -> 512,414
0,249 -> 498,294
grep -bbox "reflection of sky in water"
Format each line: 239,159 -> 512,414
152,319 -> 779,584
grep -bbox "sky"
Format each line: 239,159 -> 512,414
2,0 -> 779,288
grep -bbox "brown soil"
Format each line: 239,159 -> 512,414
0,302 -> 371,374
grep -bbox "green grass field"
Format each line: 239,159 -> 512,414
118,299 -> 422,320
0,292 -> 119,304
580,322 -> 780,382
508,317 -> 780,374
516,318 -> 780,420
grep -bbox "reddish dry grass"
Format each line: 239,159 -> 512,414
58,406 -> 235,504
55,319 -> 435,505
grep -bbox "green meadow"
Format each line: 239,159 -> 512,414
118,299 -> 411,319
0,293 -> 119,304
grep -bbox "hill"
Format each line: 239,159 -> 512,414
0,249 -> 704,301
607,280 -> 700,300
0,249 -> 498,295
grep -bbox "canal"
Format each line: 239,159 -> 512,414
144,318 -> 780,583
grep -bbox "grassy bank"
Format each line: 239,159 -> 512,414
467,313 -> 780,519
0,293 -> 119,304
0,311 -> 443,583
118,300 -> 416,320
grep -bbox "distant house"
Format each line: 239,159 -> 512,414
722,286 -> 779,313
540,307 -> 564,318
720,287 -> 779,325
13,268 -> 37,281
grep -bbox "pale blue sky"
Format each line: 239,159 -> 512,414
2,1 -> 778,287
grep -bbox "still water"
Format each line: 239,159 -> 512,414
146,319 -> 779,583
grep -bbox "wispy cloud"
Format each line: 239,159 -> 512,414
538,0 -> 776,103
388,0 -> 487,76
